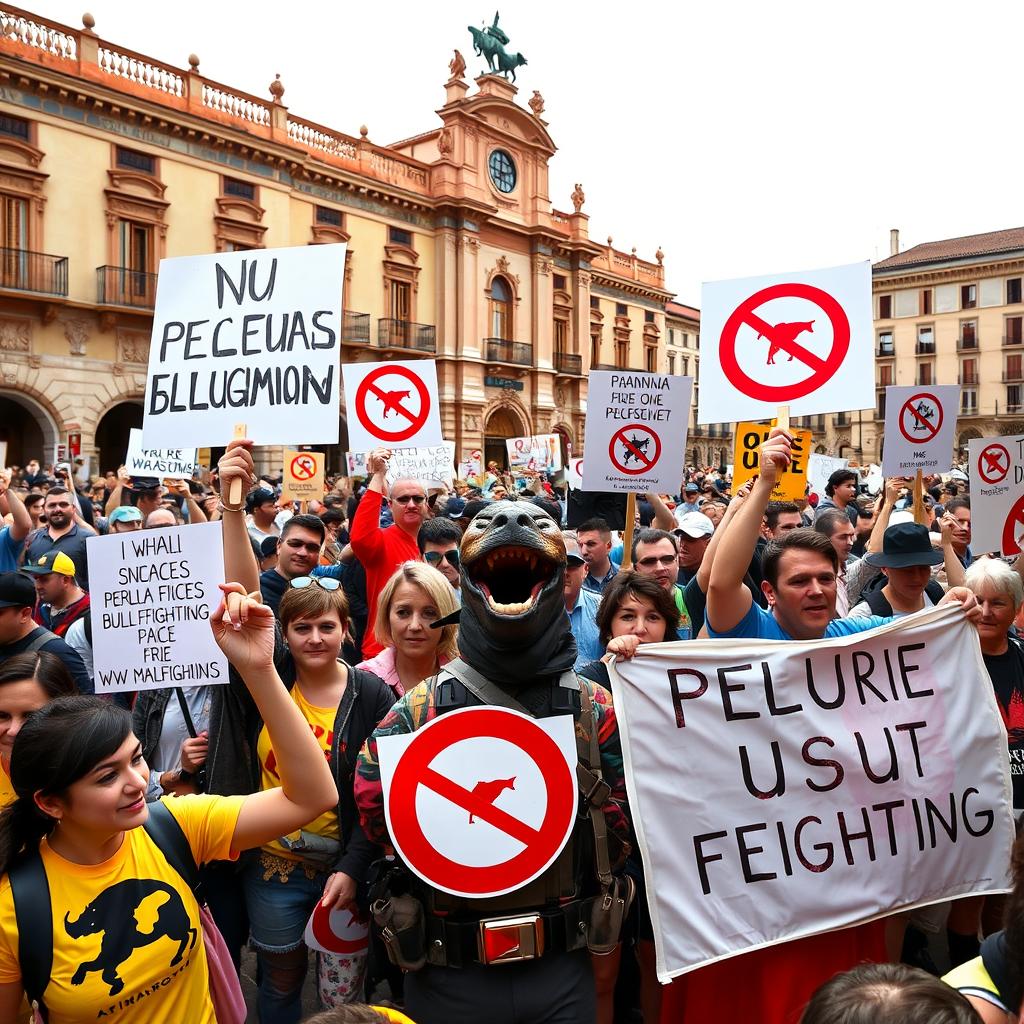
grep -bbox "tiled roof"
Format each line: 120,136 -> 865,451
666,300 -> 700,319
874,226 -> 1024,271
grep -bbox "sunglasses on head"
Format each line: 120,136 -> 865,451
289,576 -> 341,592
393,494 -> 426,505
424,549 -> 460,567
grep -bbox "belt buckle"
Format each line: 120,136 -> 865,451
477,913 -> 544,965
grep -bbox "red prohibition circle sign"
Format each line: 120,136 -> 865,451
979,443 -> 1010,485
309,906 -> 369,956
719,282 -> 851,402
290,454 -> 317,480
609,424 -> 662,475
898,392 -> 943,444
1002,492 -> 1024,556
386,708 -> 576,897
354,364 -> 430,443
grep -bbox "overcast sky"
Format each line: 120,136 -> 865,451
34,0 -> 1024,304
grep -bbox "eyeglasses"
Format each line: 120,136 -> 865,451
637,554 -> 677,569
424,549 -> 460,568
393,494 -> 426,506
289,576 -> 341,591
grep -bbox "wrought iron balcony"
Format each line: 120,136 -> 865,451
343,310 -> 370,346
1003,370 -> 1024,382
914,341 -> 935,355
377,318 -> 436,352
0,248 -> 68,296
876,343 -> 895,357
957,336 -> 978,351
96,266 -> 157,308
485,338 -> 533,366
958,372 -> 978,385
1004,335 -> 1024,347
554,352 -> 582,375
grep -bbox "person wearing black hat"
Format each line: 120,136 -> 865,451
847,523 -> 947,619
245,486 -> 281,545
0,571 -> 92,693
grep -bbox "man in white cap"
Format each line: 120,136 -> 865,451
674,510 -> 714,586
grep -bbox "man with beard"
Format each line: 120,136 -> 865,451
23,486 -> 94,590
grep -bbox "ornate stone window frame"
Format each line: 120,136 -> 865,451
0,125 -> 47,249
383,241 -> 421,322
104,147 -> 169,268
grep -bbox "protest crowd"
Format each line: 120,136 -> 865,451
0,399 -> 1021,1024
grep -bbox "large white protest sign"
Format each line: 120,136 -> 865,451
88,522 -> 229,694
882,385 -> 960,477
969,434 -> 1024,555
611,605 -> 1014,982
699,261 -> 873,424
341,358 -> 443,453
385,442 -> 456,489
807,453 -> 849,499
142,244 -> 346,447
581,370 -> 692,493
505,434 -> 562,474
125,428 -> 197,480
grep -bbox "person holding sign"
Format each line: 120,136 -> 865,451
664,426 -> 985,1023
0,585 -> 337,1024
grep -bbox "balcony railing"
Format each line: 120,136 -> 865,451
957,336 -> 978,351
96,265 -> 157,307
484,338 -> 533,366
958,372 -> 978,385
554,352 -> 582,375
1004,370 -> 1024,382
1008,405 -> 1023,415
0,247 -> 68,296
914,341 -> 935,355
377,319 -> 436,352
1004,335 -> 1024,347
343,310 -> 370,346
961,403 -> 978,415
876,344 -> 895,357
916,378 -> 934,387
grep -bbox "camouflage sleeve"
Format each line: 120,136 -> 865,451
354,680 -> 434,847
584,681 -> 631,847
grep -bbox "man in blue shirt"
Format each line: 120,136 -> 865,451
563,534 -> 602,669
706,427 -> 981,642
0,474 -> 31,573
577,517 -> 619,594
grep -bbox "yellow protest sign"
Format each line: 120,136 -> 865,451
281,450 -> 325,503
732,420 -> 811,501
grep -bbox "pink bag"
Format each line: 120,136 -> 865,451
199,903 -> 247,1024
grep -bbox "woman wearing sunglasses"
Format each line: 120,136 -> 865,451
356,562 -> 459,699
243,574 -> 395,1022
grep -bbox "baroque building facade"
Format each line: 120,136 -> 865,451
0,7 -> 673,475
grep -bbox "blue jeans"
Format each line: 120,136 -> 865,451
243,854 -> 326,1024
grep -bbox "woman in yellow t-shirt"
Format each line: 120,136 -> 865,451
0,585 -> 338,1024
245,578 -> 395,1020
0,652 -> 78,807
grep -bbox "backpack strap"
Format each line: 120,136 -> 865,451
9,853 -> 52,1022
861,584 -> 892,618
143,801 -> 204,903
21,627 -> 59,655
576,682 -> 613,888
441,658 -> 531,714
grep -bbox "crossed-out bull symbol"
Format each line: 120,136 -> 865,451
759,320 -> 816,365
911,401 -> 936,431
621,434 -> 651,466
65,879 -> 197,995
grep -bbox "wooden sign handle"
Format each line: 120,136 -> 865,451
912,468 -> 928,525
776,405 -> 790,433
226,423 -> 247,507
620,492 -> 638,570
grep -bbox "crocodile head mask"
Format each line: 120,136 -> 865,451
458,500 -> 576,685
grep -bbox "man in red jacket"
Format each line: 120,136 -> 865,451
350,447 -> 428,658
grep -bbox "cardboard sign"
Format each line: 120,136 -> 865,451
460,449 -> 483,480
807,453 -> 849,500
611,604 -> 1014,981
142,244 -> 346,447
565,457 -> 584,490
0,441 -> 7,468
125,428 -> 197,481
969,434 -> 1024,555
281,450 -> 325,503
731,420 -> 812,501
87,522 -> 229,694
377,707 -> 578,899
581,371 -> 693,493
882,385 -> 960,477
342,358 -> 443,453
505,434 -> 563,474
345,451 -> 368,477
699,261 -> 873,423
385,442 -> 455,489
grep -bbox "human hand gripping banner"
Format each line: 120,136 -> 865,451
609,604 -> 1014,982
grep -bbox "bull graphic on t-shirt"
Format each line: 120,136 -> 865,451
65,879 -> 197,995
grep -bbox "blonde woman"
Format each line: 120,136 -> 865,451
356,562 -> 458,698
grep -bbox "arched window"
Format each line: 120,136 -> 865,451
491,276 -> 512,340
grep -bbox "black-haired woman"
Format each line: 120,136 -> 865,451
0,585 -> 337,1023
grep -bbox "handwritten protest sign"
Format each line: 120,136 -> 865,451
611,605 -> 1014,981
699,261 -> 873,423
731,420 -> 812,501
385,442 -> 456,489
142,244 -> 346,447
882,385 -> 959,477
808,453 -> 849,500
581,371 -> 692,493
88,522 -> 229,695
505,434 -> 562,474
124,428 -> 197,480
969,434 -> 1024,555
281,450 -> 325,504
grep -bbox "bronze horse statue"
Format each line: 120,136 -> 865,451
467,24 -> 528,81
